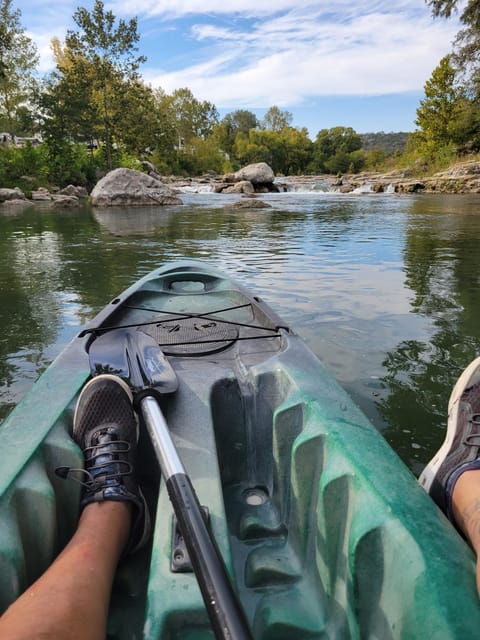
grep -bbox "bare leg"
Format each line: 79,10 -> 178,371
451,470 -> 480,594
0,501 -> 130,640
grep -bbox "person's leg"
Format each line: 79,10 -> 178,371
0,374 -> 150,639
419,356 -> 480,593
0,502 -> 130,640
451,470 -> 480,592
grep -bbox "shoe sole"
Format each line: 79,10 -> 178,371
73,374 -> 137,441
419,356 -> 480,492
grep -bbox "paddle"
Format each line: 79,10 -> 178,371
88,328 -> 252,640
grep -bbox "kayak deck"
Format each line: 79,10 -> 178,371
1,261 -> 480,638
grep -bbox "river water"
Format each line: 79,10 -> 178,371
1,189 -> 480,478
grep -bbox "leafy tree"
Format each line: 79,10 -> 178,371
64,0 -> 146,169
165,88 -> 219,149
448,95 -> 480,152
261,106 -> 293,132
310,126 -> 363,174
428,1 -> 480,94
278,127 -> 312,174
233,130 -> 268,166
415,55 -> 462,152
233,125 -> 312,174
0,0 -> 38,135
215,109 -> 258,161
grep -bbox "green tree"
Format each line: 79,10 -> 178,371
0,0 -> 38,135
166,88 -> 219,149
64,0 -> 146,169
280,127 -> 312,175
261,106 -> 293,132
310,126 -> 363,174
215,109 -> 258,162
428,1 -> 480,94
448,96 -> 480,152
415,55 -> 461,153
233,126 -> 312,175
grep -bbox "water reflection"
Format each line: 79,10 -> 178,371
377,196 -> 480,474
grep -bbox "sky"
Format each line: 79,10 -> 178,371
15,0 -> 461,137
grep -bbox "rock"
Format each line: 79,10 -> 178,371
221,180 -> 255,195
90,168 -> 183,207
227,199 -> 272,209
0,187 -> 26,202
233,162 -> 275,185
31,188 -> 51,201
52,194 -> 80,207
58,184 -> 88,198
212,182 -> 231,193
140,161 -> 164,181
1,198 -> 30,207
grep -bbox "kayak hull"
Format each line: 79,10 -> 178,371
1,260 -> 479,638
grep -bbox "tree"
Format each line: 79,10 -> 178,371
0,0 -> 38,135
64,0 -> 146,169
215,109 -> 258,161
166,88 -> 219,149
428,1 -> 480,93
233,126 -> 313,175
261,106 -> 293,132
415,55 -> 462,151
310,127 -> 363,174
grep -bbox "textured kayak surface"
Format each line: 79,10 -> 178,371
1,260 -> 479,639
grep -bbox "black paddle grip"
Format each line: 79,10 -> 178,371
166,473 -> 253,640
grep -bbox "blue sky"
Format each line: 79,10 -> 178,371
16,0 -> 460,136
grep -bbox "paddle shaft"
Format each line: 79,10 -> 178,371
140,395 -> 253,640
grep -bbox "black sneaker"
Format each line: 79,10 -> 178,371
419,356 -> 480,524
72,374 -> 150,554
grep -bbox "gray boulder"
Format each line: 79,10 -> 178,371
52,194 -> 80,207
91,168 -> 182,207
222,180 -> 255,194
58,184 -> 88,198
0,187 -> 26,202
234,162 -> 275,185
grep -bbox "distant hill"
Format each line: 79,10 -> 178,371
360,132 -> 410,153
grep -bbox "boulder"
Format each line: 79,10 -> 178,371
91,168 -> 183,207
221,180 -> 255,195
227,199 -> 272,209
58,184 -> 88,198
0,187 -> 26,202
234,162 -> 275,185
31,188 -> 51,201
52,194 -> 80,207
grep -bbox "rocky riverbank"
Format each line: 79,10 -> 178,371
161,159 -> 480,195
1,159 -> 480,208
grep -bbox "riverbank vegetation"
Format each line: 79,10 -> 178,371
0,0 -> 479,192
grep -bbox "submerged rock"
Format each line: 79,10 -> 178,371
227,199 -> 272,209
91,168 -> 183,207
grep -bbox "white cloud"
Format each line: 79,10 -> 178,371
17,0 -> 460,111
144,6 -> 459,106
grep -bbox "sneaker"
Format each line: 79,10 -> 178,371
72,374 -> 150,554
419,356 -> 480,524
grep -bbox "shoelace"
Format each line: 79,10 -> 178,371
463,414 -> 480,446
55,438 -> 132,492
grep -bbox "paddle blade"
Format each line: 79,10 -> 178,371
88,328 -> 178,394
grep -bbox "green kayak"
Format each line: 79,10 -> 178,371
1,260 -> 479,638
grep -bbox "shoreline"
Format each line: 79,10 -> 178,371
1,159 -> 480,208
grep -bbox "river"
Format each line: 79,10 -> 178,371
1,190 -> 480,478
